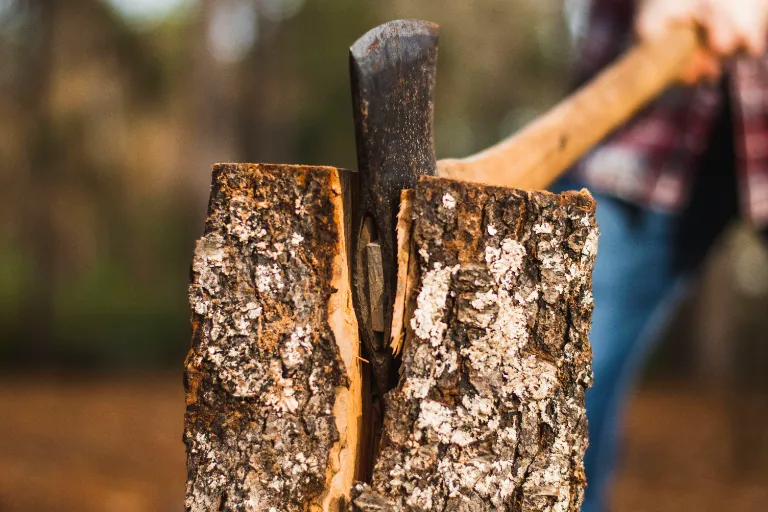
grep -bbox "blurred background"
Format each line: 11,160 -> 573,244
0,0 -> 766,510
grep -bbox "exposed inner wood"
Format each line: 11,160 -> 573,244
352,176 -> 598,511
322,166 -> 363,512
184,163 -> 361,512
366,242 -> 385,333
390,189 -> 415,355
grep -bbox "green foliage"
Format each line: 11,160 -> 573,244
0,243 -> 26,326
0,0 -> 571,369
54,256 -> 189,367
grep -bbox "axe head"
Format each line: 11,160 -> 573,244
350,20 -> 439,392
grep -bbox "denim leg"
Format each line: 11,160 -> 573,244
580,195 -> 685,512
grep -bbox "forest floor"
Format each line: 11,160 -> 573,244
0,375 -> 766,511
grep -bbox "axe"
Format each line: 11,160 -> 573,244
349,20 -> 699,392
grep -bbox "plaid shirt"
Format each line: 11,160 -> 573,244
572,0 -> 768,225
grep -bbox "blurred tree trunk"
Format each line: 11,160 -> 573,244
236,20 -> 267,164
184,0 -> 240,214
236,11 -> 290,164
17,0 -> 58,359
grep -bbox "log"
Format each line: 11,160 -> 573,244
351,176 -> 598,511
184,163 -> 362,511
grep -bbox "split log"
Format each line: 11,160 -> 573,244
184,163 -> 362,511
351,177 -> 598,512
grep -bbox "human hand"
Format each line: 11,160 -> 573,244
636,0 -> 768,84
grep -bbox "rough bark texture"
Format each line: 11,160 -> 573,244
351,176 -> 598,512
184,163 -> 362,511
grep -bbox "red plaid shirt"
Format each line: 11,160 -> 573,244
573,0 -> 768,225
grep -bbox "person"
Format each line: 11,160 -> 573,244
557,1 -> 768,510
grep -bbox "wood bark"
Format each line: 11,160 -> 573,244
351,177 -> 598,512
184,167 -> 598,511
184,163 -> 362,511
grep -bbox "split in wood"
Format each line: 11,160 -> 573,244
184,165 -> 598,511
352,177 -> 597,511
389,189 -> 415,356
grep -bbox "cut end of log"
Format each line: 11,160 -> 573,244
184,163 -> 361,512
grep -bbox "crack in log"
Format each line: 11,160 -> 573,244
355,177 -> 597,511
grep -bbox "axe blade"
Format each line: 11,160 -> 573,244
350,20 -> 439,392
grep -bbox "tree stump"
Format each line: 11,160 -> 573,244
184,166 -> 598,512
184,164 -> 362,511
351,177 -> 597,512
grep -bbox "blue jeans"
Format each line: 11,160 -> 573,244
559,168 -> 740,511
581,195 -> 690,512
558,86 -> 740,511
574,189 -> 738,512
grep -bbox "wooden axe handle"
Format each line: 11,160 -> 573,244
437,25 -> 700,190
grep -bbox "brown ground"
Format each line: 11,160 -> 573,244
0,375 -> 184,512
611,383 -> 768,512
0,375 -> 766,511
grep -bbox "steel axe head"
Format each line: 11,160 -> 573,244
349,20 -> 439,392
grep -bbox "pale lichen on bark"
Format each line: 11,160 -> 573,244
352,176 -> 598,512
184,163 -> 360,511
